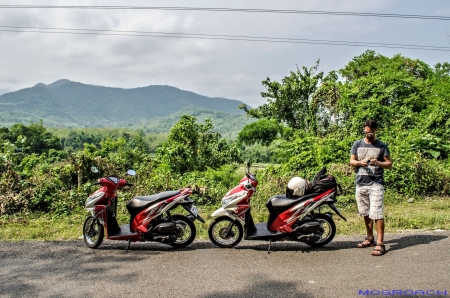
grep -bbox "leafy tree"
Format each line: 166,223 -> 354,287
5,121 -> 62,154
240,61 -> 324,133
418,63 -> 450,139
0,137 -> 26,192
156,115 -> 242,173
335,50 -> 433,134
62,130 -> 103,151
237,118 -> 285,146
408,134 -> 450,159
311,71 -> 342,134
0,127 -> 10,141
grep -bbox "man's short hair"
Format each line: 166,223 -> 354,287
364,119 -> 378,130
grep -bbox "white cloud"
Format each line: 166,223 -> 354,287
0,0 -> 448,107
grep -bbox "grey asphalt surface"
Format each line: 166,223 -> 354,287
1,231 -> 449,298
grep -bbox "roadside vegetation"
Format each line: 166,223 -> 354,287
1,50 -> 449,241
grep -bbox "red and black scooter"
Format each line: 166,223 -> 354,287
83,168 -> 204,251
208,166 -> 346,252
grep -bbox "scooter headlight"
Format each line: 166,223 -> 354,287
221,190 -> 247,207
85,191 -> 105,208
222,195 -> 237,207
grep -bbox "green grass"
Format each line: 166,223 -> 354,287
334,196 -> 450,235
1,196 -> 449,241
0,213 -> 86,241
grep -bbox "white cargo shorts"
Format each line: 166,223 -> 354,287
355,183 -> 385,220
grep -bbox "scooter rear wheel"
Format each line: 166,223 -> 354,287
208,216 -> 243,248
304,213 -> 336,247
83,216 -> 104,249
169,214 -> 196,248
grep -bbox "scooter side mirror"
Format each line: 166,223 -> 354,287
246,160 -> 252,172
91,166 -> 99,174
126,169 -> 136,176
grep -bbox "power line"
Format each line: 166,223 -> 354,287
1,25 -> 449,52
0,5 -> 449,21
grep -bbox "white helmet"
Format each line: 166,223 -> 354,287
286,177 -> 307,198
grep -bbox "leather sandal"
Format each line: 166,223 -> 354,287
356,236 -> 375,248
371,244 -> 386,256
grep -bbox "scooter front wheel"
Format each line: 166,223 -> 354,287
208,216 -> 243,248
83,216 -> 104,249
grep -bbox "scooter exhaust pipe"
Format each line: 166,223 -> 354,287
153,234 -> 177,243
297,233 -> 314,241
297,233 -> 320,242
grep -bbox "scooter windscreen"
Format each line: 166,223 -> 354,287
106,176 -> 120,184
246,172 -> 257,182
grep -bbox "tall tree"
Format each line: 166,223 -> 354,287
7,121 -> 62,153
336,50 -> 433,134
237,118 -> 285,146
240,61 -> 324,133
156,115 -> 242,173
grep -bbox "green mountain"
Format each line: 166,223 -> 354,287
0,79 -> 249,129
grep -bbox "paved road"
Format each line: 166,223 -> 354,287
1,231 -> 449,298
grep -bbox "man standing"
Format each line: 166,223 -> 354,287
350,119 -> 392,256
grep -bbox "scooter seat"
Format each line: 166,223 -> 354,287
266,192 -> 319,212
127,190 -> 181,210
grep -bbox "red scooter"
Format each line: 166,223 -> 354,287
83,168 -> 204,251
208,166 -> 346,252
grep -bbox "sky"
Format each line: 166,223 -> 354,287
0,0 -> 449,107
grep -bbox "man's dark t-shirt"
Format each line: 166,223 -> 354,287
350,139 -> 390,186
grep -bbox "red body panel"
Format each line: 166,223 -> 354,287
224,176 -> 257,219
131,188 -> 192,233
268,189 -> 334,232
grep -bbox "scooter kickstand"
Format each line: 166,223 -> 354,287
125,239 -> 132,253
268,238 -> 272,254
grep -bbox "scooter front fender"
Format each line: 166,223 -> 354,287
211,207 -> 230,218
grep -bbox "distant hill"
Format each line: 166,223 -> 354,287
0,79 -> 249,129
